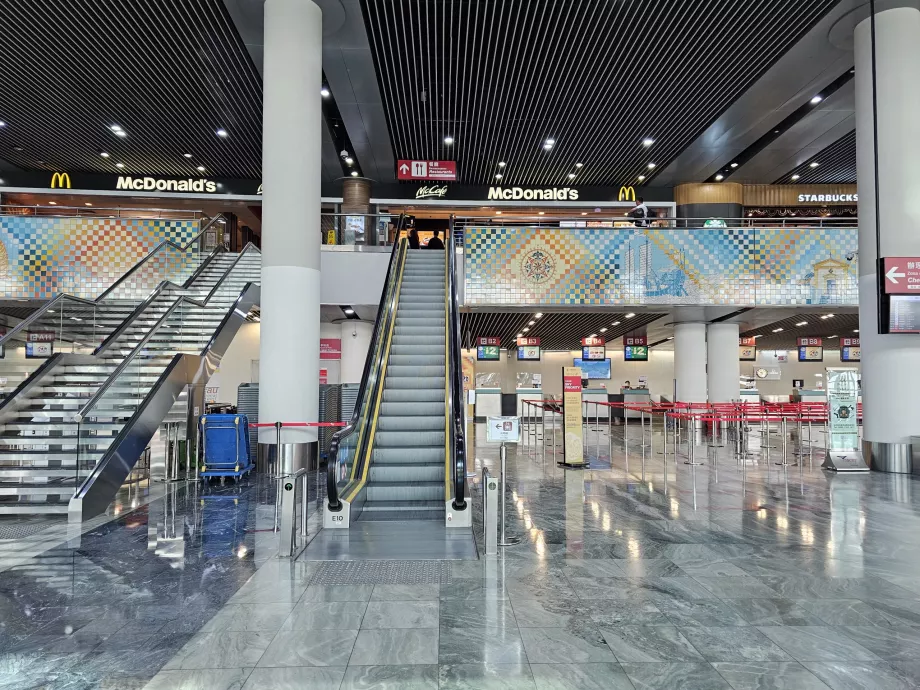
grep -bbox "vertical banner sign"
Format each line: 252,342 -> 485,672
560,366 -> 586,467
823,367 -> 867,471
739,336 -> 757,361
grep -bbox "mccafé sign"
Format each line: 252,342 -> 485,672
488,186 -> 580,201
797,193 -> 858,203
116,176 -> 218,193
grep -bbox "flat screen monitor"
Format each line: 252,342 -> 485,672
573,357 -> 611,379
25,342 -> 52,359
476,345 -> 500,361
889,295 -> 920,333
841,346 -> 861,362
798,346 -> 823,362
581,345 -> 606,361
624,345 -> 648,361
517,346 -> 540,361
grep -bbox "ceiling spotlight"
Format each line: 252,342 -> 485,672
827,335 -> 838,339
320,87 -> 330,97
0,121 -> 6,127
48,201 -> 57,205
730,162 -> 739,168
495,211 -> 502,215
810,161 -> 820,168
600,327 -> 608,333
115,162 -> 125,168
345,157 -> 354,165
772,328 -> 784,332
538,211 -> 545,215
791,174 -> 800,180
110,124 -> 122,132
823,313 -> 835,319
611,321 -> 620,326
351,171 -> 359,177
796,321 -> 808,326
642,138 -> 655,147
197,165 -> 206,172
647,162 -> 656,169
589,334 -> 597,338
100,152 -> 110,158
12,146 -> 22,151
523,327 -> 530,332
84,202 -> 93,207
715,174 -> 724,181
543,143 -> 553,150
343,307 -> 355,314
498,161 -> 506,167
625,313 -> 636,318
575,162 -> 584,168
114,130 -> 127,138
216,128 -> 228,137
854,329 -> 859,333
444,136 -> 454,145
545,138 -> 555,146
528,321 -> 536,326
495,174 -> 503,180
581,212 -> 588,216
637,175 -> 646,181
516,333 -> 523,338
810,95 -> 822,104
184,153 -> 192,158
535,313 -> 543,319
568,173 -> 576,179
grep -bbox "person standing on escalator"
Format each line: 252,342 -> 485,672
426,229 -> 445,249
408,227 -> 421,249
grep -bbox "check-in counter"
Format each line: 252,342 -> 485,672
475,388 -> 502,420
739,389 -> 760,403
517,389 -> 542,419
582,388 -> 609,420
794,389 -> 826,405
622,388 -> 651,419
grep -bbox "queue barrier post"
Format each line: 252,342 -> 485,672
482,466 -> 498,555
498,442 -> 521,547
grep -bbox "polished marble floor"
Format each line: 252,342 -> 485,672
6,421 -> 920,688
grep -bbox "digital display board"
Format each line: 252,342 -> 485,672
573,358 -> 611,379
582,345 -> 606,361
797,337 -> 823,362
624,345 -> 648,361
25,342 -> 52,359
477,345 -> 500,361
889,295 -> 920,333
517,346 -> 541,361
840,337 -> 860,362
739,336 -> 756,361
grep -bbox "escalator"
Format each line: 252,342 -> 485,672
326,230 -> 468,528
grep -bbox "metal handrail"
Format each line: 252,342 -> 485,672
447,216 -> 467,510
0,204 -> 203,218
327,215 -> 406,511
0,214 -> 226,348
73,243 -> 260,423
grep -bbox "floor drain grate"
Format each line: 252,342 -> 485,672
309,560 -> 452,585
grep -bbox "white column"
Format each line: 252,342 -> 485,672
259,0 -> 322,460
707,323 -> 739,403
674,322 -> 707,402
340,321 -> 373,384
854,4 -> 920,469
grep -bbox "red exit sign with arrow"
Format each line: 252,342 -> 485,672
883,257 -> 920,294
397,160 -> 457,181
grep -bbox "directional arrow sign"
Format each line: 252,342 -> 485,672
883,257 -> 920,294
396,159 -> 457,181
399,163 -> 409,174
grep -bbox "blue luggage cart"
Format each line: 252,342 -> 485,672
199,414 -> 253,482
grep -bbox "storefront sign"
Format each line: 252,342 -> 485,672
797,193 -> 858,203
488,186 -> 580,201
823,367 -> 866,471
797,337 -> 823,362
0,169 -> 261,197
116,176 -> 218,193
882,257 -> 920,294
415,185 -> 448,199
319,338 -> 341,360
486,416 -> 521,443
561,366 -> 586,467
617,186 -> 636,202
397,160 -> 457,181
841,337 -> 860,362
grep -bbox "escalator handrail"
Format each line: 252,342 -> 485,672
447,215 -> 467,510
0,214 -> 227,349
327,217 -> 406,511
73,243 -> 261,423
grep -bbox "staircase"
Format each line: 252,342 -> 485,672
360,249 -> 447,521
0,250 -> 261,514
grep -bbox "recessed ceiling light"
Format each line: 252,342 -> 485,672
110,124 -> 122,132
351,171 -> 359,177
791,174 -> 800,180
575,162 -> 584,168
772,327 -> 783,332
100,152 -> 110,158
828,334 -> 838,338
752,334 -> 762,339
523,327 -> 530,332
516,333 -> 523,338
637,175 -> 646,181
625,313 -> 636,318
823,313 -> 835,319
216,128 -> 228,137
667,336 -> 674,340
320,87 -> 330,97
854,329 -> 859,333
495,211 -> 502,215
12,146 -> 22,151
184,153 -> 192,158
495,174 -> 503,180
545,138 -> 555,146
535,313 -> 543,318
600,328 -> 608,333
48,201 -> 57,205
715,174 -> 724,181
611,321 -> 620,326
0,121 -> 6,127
796,321 -> 808,326
568,173 -> 576,179
647,162 -> 656,169
810,95 -> 822,104
345,157 -> 354,165
498,161 -> 506,167
115,162 -> 125,168
730,162 -> 739,168
543,143 -> 553,150
538,211 -> 544,215
810,162 -> 820,168
197,165 -> 206,172
343,307 -> 355,314
84,202 -> 93,207
528,321 -> 535,326
589,334 -> 597,338
444,136 -> 454,145
581,212 -> 588,216
642,138 -> 655,147
114,130 -> 127,138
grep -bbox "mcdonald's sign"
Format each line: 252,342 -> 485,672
617,185 -> 636,203
50,172 -> 71,189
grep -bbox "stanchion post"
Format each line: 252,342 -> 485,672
498,442 -> 521,547
482,467 -> 498,555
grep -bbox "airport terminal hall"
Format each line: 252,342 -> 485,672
7,0 -> 920,688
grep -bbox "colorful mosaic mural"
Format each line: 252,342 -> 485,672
0,217 -> 199,299
464,225 -> 859,307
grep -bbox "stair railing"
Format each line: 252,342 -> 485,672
447,215 -> 467,511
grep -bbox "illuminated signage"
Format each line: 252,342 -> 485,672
798,337 -> 823,362
617,186 -> 636,202
116,176 -> 218,193
50,172 -> 71,189
487,186 -> 580,201
841,337 -> 860,362
797,193 -> 858,203
624,334 -> 648,362
581,337 -> 605,347
517,337 -> 540,346
477,337 -> 500,346
415,185 -> 448,199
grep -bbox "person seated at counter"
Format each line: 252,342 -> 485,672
623,380 -> 632,390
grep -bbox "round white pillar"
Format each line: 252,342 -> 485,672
259,0 -> 322,457
707,323 -> 740,403
674,322 -> 707,402
340,321 -> 373,384
853,4 -> 920,469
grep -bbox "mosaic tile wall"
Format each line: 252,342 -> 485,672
0,217 -> 199,299
464,225 -> 859,307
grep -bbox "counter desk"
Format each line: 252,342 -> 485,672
474,388 -> 502,421
622,388 -> 651,419
582,388 -> 610,420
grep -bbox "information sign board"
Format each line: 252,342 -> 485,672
797,337 -> 823,362
582,345 -> 606,361
822,367 -> 867,471
560,366 -> 586,467
486,416 -> 521,443
882,257 -> 920,294
477,345 -> 500,361
397,160 -> 458,181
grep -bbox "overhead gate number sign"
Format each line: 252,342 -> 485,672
883,257 -> 920,293
397,160 -> 457,181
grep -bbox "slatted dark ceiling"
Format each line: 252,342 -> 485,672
774,130 -> 857,185
740,311 -> 859,351
0,0 -> 262,178
360,0 -> 839,187
459,311 -> 664,351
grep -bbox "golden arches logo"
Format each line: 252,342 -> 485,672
617,185 -> 636,202
50,172 -> 71,189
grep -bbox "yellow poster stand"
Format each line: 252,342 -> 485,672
560,366 -> 587,467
